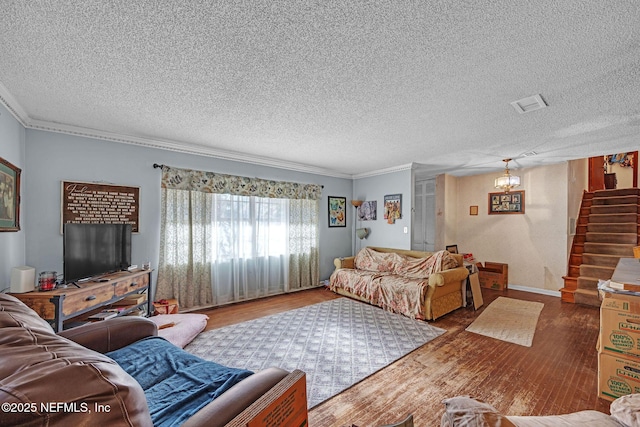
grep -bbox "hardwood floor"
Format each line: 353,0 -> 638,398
195,287 -> 609,426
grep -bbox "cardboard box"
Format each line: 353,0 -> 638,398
600,292 -> 640,359
468,272 -> 483,310
598,352 -> 640,401
477,262 -> 508,290
602,291 -> 640,313
154,298 -> 179,315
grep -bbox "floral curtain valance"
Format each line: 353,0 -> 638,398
161,166 -> 322,200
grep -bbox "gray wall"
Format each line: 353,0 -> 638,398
23,129 -> 353,293
352,168 -> 412,251
0,104 -> 26,289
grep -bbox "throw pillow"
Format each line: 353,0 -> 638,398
149,313 -> 209,348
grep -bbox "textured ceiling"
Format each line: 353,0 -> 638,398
1,1 -> 639,178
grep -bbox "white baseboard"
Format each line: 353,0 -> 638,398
507,284 -> 561,298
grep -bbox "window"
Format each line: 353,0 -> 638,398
156,167 -> 321,310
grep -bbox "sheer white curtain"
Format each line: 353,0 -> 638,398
288,198 -> 319,290
156,166 -> 321,310
157,188 -> 214,309
210,194 -> 291,305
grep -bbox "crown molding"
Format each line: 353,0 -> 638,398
351,163 -> 414,179
26,119 -> 355,179
1,90 -> 414,181
0,82 -> 29,127
0,86 -> 352,178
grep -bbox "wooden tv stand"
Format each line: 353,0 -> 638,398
11,269 -> 152,332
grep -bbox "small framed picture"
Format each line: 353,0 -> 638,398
357,201 -> 377,221
383,194 -> 402,224
0,156 -> 21,232
446,245 -> 459,254
328,196 -> 346,227
470,205 -> 479,216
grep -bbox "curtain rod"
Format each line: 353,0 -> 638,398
152,163 -> 323,187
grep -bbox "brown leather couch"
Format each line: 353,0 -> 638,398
0,293 -> 299,426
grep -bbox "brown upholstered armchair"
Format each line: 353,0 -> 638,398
0,293 -> 305,427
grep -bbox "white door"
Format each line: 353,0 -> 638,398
412,179 -> 435,251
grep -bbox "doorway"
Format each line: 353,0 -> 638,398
588,152 -> 638,191
412,178 -> 435,251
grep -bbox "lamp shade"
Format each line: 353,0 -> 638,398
356,228 -> 369,239
494,174 -> 521,189
10,266 -> 36,293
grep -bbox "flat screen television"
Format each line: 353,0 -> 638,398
63,223 -> 132,284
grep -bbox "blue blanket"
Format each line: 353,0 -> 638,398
106,336 -> 253,427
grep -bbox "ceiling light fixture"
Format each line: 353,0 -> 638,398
495,159 -> 521,193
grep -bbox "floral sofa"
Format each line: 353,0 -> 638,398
330,247 -> 469,320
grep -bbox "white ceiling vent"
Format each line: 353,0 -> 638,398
510,94 -> 547,114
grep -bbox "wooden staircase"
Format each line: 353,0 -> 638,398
561,188 -> 640,306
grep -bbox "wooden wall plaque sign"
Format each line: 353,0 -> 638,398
61,181 -> 140,232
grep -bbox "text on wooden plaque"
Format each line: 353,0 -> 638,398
61,181 -> 139,232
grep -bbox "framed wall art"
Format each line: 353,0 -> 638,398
384,194 -> 402,224
489,190 -> 525,215
328,196 -> 346,227
0,156 -> 21,232
357,200 -> 377,221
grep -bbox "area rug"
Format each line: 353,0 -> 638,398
465,297 -> 544,347
185,298 -> 446,408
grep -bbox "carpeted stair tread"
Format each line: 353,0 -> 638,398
591,204 -> 639,214
579,264 -> 614,279
587,222 -> 637,233
593,188 -> 640,197
577,276 -> 600,291
583,242 -> 636,256
582,253 -> 632,267
591,195 -> 639,205
585,232 -> 637,244
588,213 -> 638,223
574,288 -> 601,307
